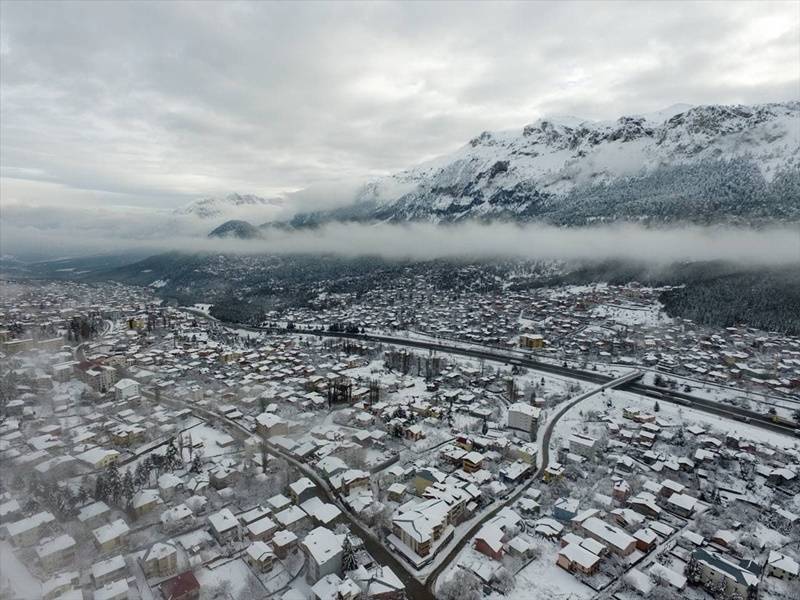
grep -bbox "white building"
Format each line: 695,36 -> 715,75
302,526 -> 345,583
113,378 -> 140,402
507,403 -> 541,441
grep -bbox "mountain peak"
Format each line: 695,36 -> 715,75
208,219 -> 263,239
278,101 -> 799,228
176,193 -> 282,219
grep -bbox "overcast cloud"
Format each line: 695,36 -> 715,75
1,0 -> 798,218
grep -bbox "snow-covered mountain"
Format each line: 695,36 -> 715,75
208,219 -> 263,239
176,193 -> 282,219
275,102 -> 800,227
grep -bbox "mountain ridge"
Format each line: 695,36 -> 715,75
250,101 -> 799,231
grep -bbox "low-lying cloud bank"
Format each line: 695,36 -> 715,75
1,202 -> 798,266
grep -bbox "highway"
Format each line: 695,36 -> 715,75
255,327 -> 799,437
84,314 -> 796,596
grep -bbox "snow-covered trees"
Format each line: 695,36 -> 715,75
438,571 -> 482,600
122,469 -> 136,510
342,536 -> 358,572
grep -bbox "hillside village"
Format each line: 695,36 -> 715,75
0,278 -> 798,600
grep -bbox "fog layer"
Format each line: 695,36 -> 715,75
1,207 -> 798,266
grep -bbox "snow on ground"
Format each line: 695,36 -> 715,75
195,557 -> 260,597
502,542 -> 595,600
590,301 -> 671,328
553,385 -> 800,451
439,540 -> 594,600
181,422 -> 237,456
0,541 -> 41,600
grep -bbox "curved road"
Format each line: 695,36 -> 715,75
423,371 -> 641,593
155,392 -> 437,600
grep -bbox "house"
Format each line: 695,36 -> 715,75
272,529 -> 298,558
519,333 -> 545,349
513,442 -> 538,465
690,548 -> 760,600
256,412 -> 289,438
633,527 -> 658,552
543,462 -> 565,482
387,483 -> 406,502
246,540 -> 275,572
289,477 -> 318,504
666,492 -> 698,517
78,501 -> 111,528
349,564 -> 406,600
160,504 -> 195,531
0,497 -> 21,524
612,480 -> 631,502
404,424 -> 424,441
627,492 -> 662,518
6,511 -> 56,545
275,505 -> 310,532
765,550 -> 799,580
331,469 -> 370,495
114,378 -> 140,402
311,573 -> 361,600
132,489 -> 162,517
93,519 -> 130,553
301,497 -> 343,528
247,516 -> 278,541
391,500 -> 449,559
238,505 -> 271,527
158,473 -> 184,500
76,447 -> 120,469
462,451 -> 485,474
474,523 -> 504,560
141,541 -> 178,578
533,517 -> 563,539
553,497 -> 580,522
36,534 -> 77,572
648,563 -> 686,590
557,540 -> 601,575
160,571 -> 201,600
579,516 -> 636,556
303,526 -> 345,582
42,571 -> 79,600
568,433 -> 598,458
208,508 -> 239,543
92,554 -> 128,588
94,579 -> 129,600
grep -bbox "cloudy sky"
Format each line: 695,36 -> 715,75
1,0 -> 798,215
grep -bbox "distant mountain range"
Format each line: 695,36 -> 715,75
176,192 -> 282,220
208,101 -> 800,238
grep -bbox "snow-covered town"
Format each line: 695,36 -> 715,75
0,278 -> 798,600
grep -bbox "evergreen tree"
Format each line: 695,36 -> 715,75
685,555 -> 702,584
134,461 -> 148,490
76,479 -> 90,506
342,536 -> 358,572
122,470 -> 136,510
105,462 -> 122,506
190,453 -> 203,474
165,438 -> 181,471
94,472 -> 108,502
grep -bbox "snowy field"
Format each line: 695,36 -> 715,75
590,302 -> 671,328
552,385 -> 800,451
